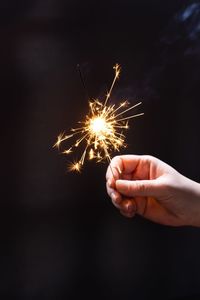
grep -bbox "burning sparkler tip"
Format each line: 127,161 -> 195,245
54,63 -> 143,172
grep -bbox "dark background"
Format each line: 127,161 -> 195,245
1,0 -> 200,299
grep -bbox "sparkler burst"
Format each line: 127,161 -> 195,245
54,64 -> 144,172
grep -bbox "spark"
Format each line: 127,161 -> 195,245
54,64 -> 144,172
68,161 -> 82,172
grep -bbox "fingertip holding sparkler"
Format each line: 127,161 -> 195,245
54,64 -> 144,173
109,159 -> 122,183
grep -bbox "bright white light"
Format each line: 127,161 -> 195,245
90,117 -> 108,135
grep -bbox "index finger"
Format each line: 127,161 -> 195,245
106,164 -> 120,188
113,155 -> 142,174
106,155 -> 141,182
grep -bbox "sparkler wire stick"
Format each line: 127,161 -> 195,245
77,64 -> 90,100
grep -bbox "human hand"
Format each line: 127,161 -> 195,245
106,155 -> 200,227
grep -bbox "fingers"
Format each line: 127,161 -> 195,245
106,155 -> 144,218
116,179 -> 160,198
106,154 -> 157,182
106,179 -> 122,207
106,155 -> 139,180
106,157 -> 122,182
106,180 -> 136,217
106,155 -> 162,219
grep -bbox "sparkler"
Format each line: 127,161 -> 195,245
54,64 -> 144,172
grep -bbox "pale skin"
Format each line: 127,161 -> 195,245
106,155 -> 200,227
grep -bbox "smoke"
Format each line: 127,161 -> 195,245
161,2 -> 200,53
178,3 -> 199,22
176,2 -> 200,40
139,1 -> 200,102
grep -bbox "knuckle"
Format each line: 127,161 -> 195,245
142,154 -> 151,160
142,155 -> 154,162
127,181 -> 132,194
113,155 -> 120,160
112,155 -> 122,167
111,155 -> 120,164
135,181 -> 145,194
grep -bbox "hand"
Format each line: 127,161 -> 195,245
106,155 -> 200,227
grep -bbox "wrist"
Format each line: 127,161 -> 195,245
185,178 -> 200,227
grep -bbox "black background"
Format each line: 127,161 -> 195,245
1,0 -> 200,299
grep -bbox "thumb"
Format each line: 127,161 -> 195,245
116,179 -> 160,198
